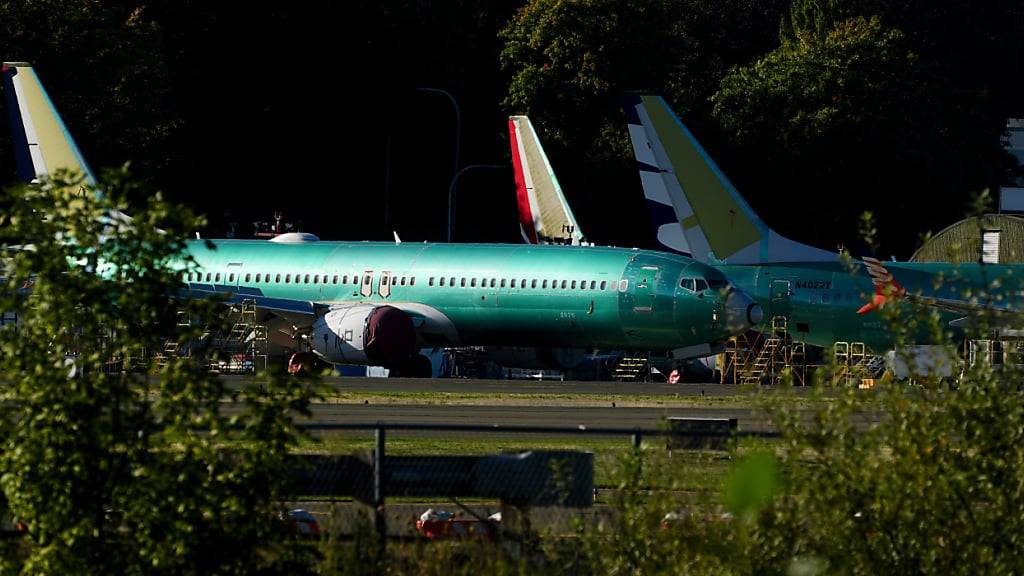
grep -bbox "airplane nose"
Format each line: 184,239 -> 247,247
724,289 -> 763,334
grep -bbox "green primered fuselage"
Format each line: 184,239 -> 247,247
721,261 -> 1022,351
181,239 -> 756,352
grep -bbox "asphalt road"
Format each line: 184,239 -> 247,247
301,403 -> 778,431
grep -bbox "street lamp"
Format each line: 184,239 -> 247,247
414,87 -> 461,233
447,164 -> 508,242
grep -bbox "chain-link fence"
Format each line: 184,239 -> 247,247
286,422 -> 780,541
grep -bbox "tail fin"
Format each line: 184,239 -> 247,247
622,94 -> 835,264
856,256 -> 907,314
508,116 -> 585,245
2,62 -> 96,186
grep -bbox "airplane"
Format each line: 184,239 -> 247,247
1,62 -> 763,376
620,93 -> 1024,351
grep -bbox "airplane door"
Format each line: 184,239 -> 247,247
360,270 -> 374,299
633,266 -> 659,313
770,279 -> 791,319
378,271 -> 393,299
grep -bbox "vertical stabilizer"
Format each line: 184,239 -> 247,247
508,116 -> 585,245
622,94 -> 836,264
2,62 -> 96,186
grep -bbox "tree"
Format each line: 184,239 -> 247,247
500,0 -> 786,247
0,1 -> 177,193
713,7 -> 1014,258
0,168 -> 319,574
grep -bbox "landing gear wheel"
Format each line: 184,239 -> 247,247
288,352 -> 320,374
393,354 -> 433,378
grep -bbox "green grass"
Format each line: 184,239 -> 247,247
314,390 -> 823,409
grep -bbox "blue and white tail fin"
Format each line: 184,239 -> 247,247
622,94 -> 836,264
508,116 -> 586,246
3,62 -> 96,186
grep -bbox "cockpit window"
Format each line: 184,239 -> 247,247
695,279 -> 709,292
706,278 -> 726,290
680,278 -> 696,291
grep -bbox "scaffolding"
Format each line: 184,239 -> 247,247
720,316 -> 809,385
832,341 -> 885,386
611,352 -> 651,382
208,299 -> 268,373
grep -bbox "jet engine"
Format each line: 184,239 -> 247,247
308,305 -> 416,367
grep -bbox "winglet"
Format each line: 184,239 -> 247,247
2,62 -> 96,186
508,116 -> 585,245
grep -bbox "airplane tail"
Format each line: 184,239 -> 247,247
508,116 -> 585,245
856,256 -> 907,314
621,94 -> 836,264
2,62 -> 96,186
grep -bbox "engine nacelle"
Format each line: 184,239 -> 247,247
309,305 -> 416,367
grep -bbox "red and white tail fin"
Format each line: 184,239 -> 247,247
857,256 -> 907,314
508,116 -> 585,246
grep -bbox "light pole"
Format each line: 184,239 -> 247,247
447,164 -> 507,242
414,87 -> 461,238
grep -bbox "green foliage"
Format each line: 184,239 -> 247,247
0,168 -> 320,574
0,1 -> 176,188
500,0 -> 787,160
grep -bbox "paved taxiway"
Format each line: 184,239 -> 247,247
218,376 -> 874,432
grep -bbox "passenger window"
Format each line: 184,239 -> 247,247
285,274 -> 291,284
471,278 -> 477,288
590,280 -> 596,290
230,273 -> 236,282
275,274 -> 281,283
255,274 -> 262,283
571,280 -> 577,289
531,279 -> 538,289
600,281 -> 607,290
500,279 -> 506,288
215,273 -> 221,282
542,280 -> 548,289
244,273 -> 251,282
461,278 -> 466,287
400,277 -> 406,286
561,280 -> 567,289
313,275 -> 319,284
619,280 -> 628,292
450,277 -> 456,286
304,274 -> 310,284
511,279 -> 517,288
332,275 -> 339,284
439,277 -> 445,287
410,277 -> 415,286
429,277 -> 435,286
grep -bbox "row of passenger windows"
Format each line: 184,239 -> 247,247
183,272 -> 414,286
427,277 -> 616,292
182,270 -> 623,292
